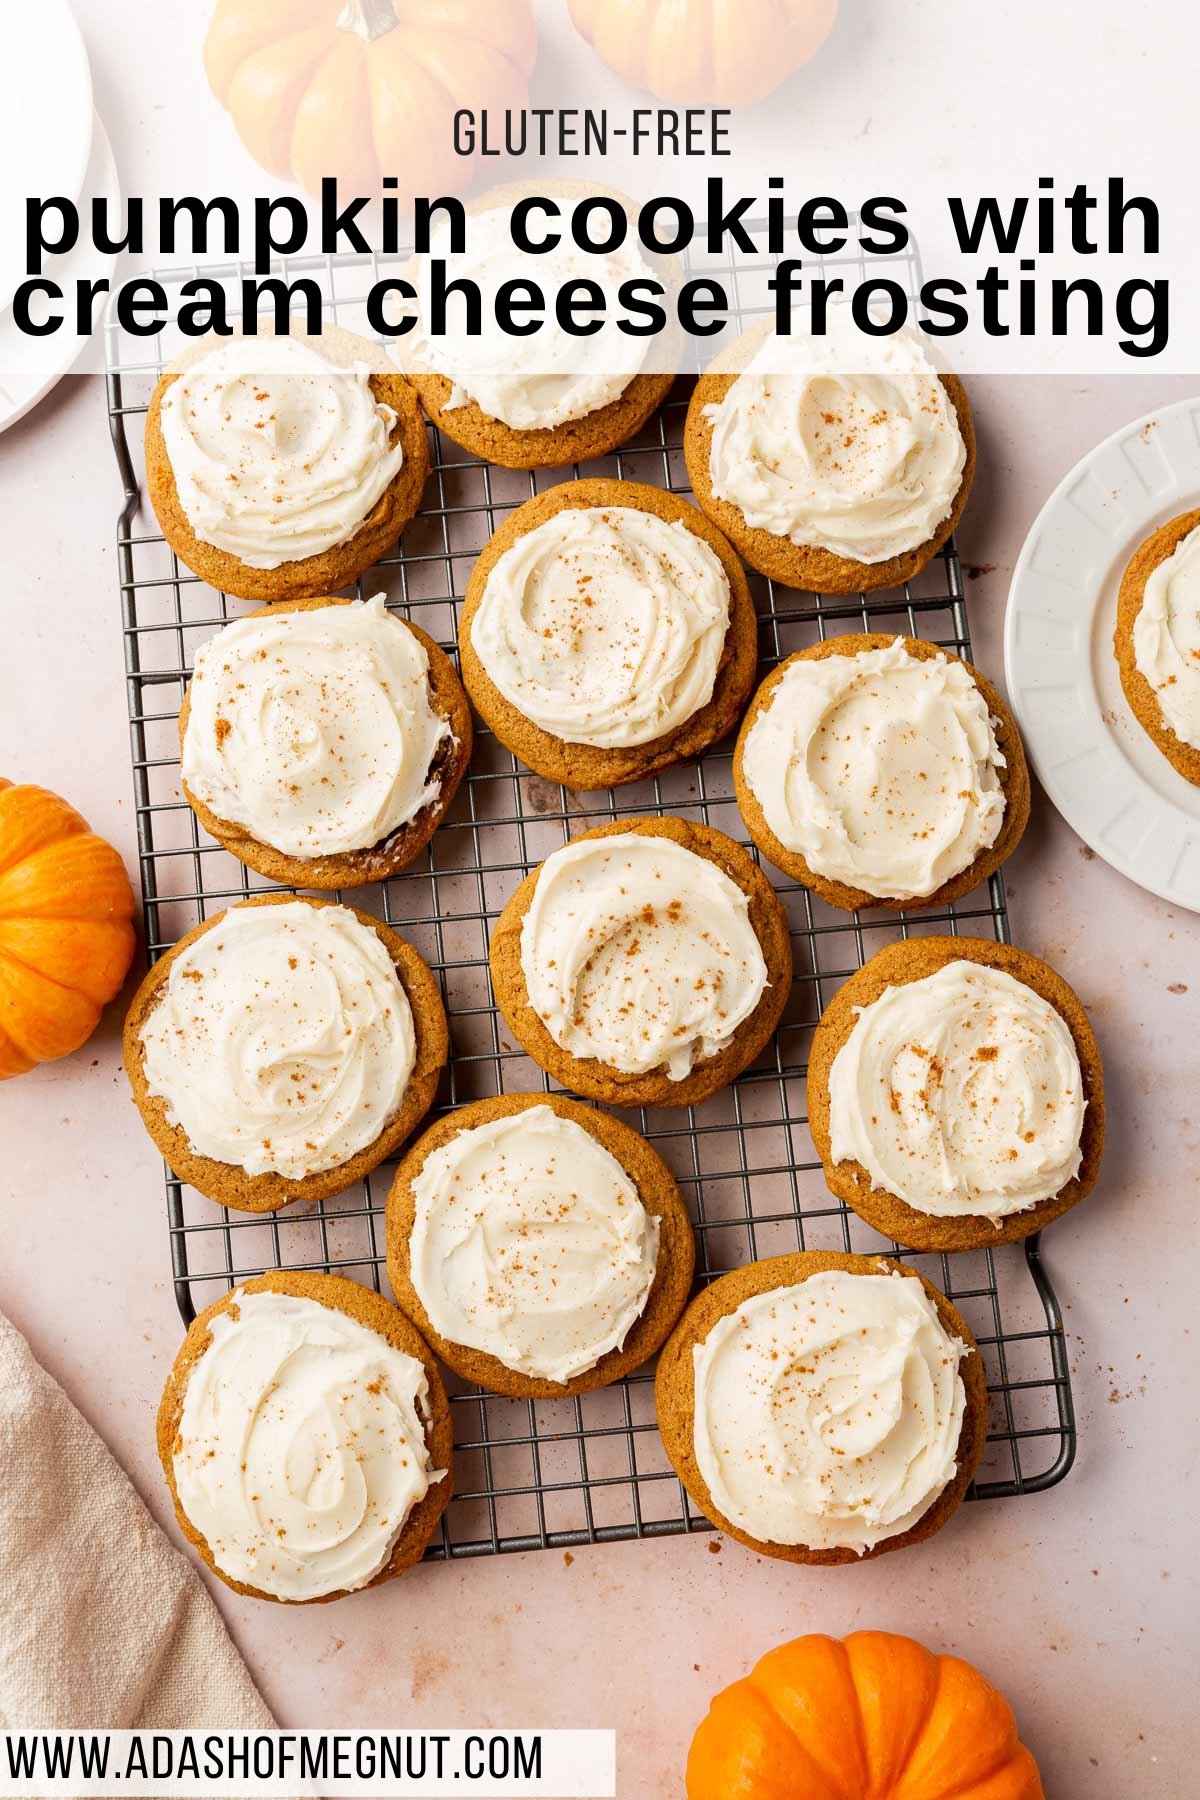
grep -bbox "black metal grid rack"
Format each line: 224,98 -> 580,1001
105,230 -> 1076,1560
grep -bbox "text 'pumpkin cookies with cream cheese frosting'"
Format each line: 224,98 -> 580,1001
734,634 -> 1029,911
158,1271 -> 451,1604
146,321 -> 430,602
460,478 -> 757,789
489,816 -> 792,1109
685,312 -> 975,594
808,936 -> 1105,1252
124,895 -> 448,1213
179,595 -> 471,889
387,1092 -> 695,1399
655,1252 -> 987,1565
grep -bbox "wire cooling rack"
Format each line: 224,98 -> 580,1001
105,229 -> 1076,1561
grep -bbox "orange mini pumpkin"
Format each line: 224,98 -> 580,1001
204,0 -> 538,202
687,1632 -> 1045,1800
568,0 -> 838,106
0,782 -> 137,1080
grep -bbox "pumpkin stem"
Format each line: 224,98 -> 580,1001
336,0 -> 399,43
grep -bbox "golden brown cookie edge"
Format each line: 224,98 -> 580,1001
123,894 -> 449,1213
145,356 -> 430,603
488,815 -> 793,1109
805,935 -> 1105,1252
1113,509 -> 1200,786
683,348 -> 976,595
156,1269 -> 453,1605
407,371 -> 676,471
397,176 -> 680,471
652,1250 -> 988,1566
385,1090 -> 696,1398
178,596 -> 472,887
458,477 -> 757,789
731,633 -> 1030,910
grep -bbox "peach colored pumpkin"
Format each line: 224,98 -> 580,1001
0,781 -> 137,1080
204,0 -> 537,203
568,0 -> 838,105
687,1632 -> 1045,1800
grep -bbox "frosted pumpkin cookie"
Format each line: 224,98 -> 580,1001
124,895 -> 448,1213
460,479 -> 756,789
146,321 -> 429,602
1114,509 -> 1200,785
733,634 -> 1029,910
655,1251 -> 986,1565
180,594 -> 472,888
399,181 -> 675,469
808,937 -> 1105,1252
685,312 -> 975,594
387,1092 -> 695,1398
490,816 -> 792,1109
158,1271 -> 451,1604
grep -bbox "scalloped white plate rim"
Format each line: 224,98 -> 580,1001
0,0 -> 93,318
1004,396 -> 1200,913
0,113 -> 118,434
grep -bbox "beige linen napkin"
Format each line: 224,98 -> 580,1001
0,1308 -> 275,1731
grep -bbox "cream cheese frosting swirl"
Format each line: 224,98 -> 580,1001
741,640 -> 1006,899
182,596 -> 452,859
829,960 -> 1085,1219
174,1289 -> 444,1601
1133,521 -> 1200,750
407,204 -> 653,429
692,1270 -> 967,1553
520,833 -> 769,1080
409,1105 -> 659,1383
139,902 -> 416,1180
705,314 -> 966,563
159,336 -> 404,569
471,507 -> 731,749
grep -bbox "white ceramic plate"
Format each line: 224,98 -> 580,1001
0,113 -> 119,435
0,0 -> 93,318
1004,397 -> 1200,912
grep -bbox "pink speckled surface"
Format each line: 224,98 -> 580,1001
1,373 -> 1195,1796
